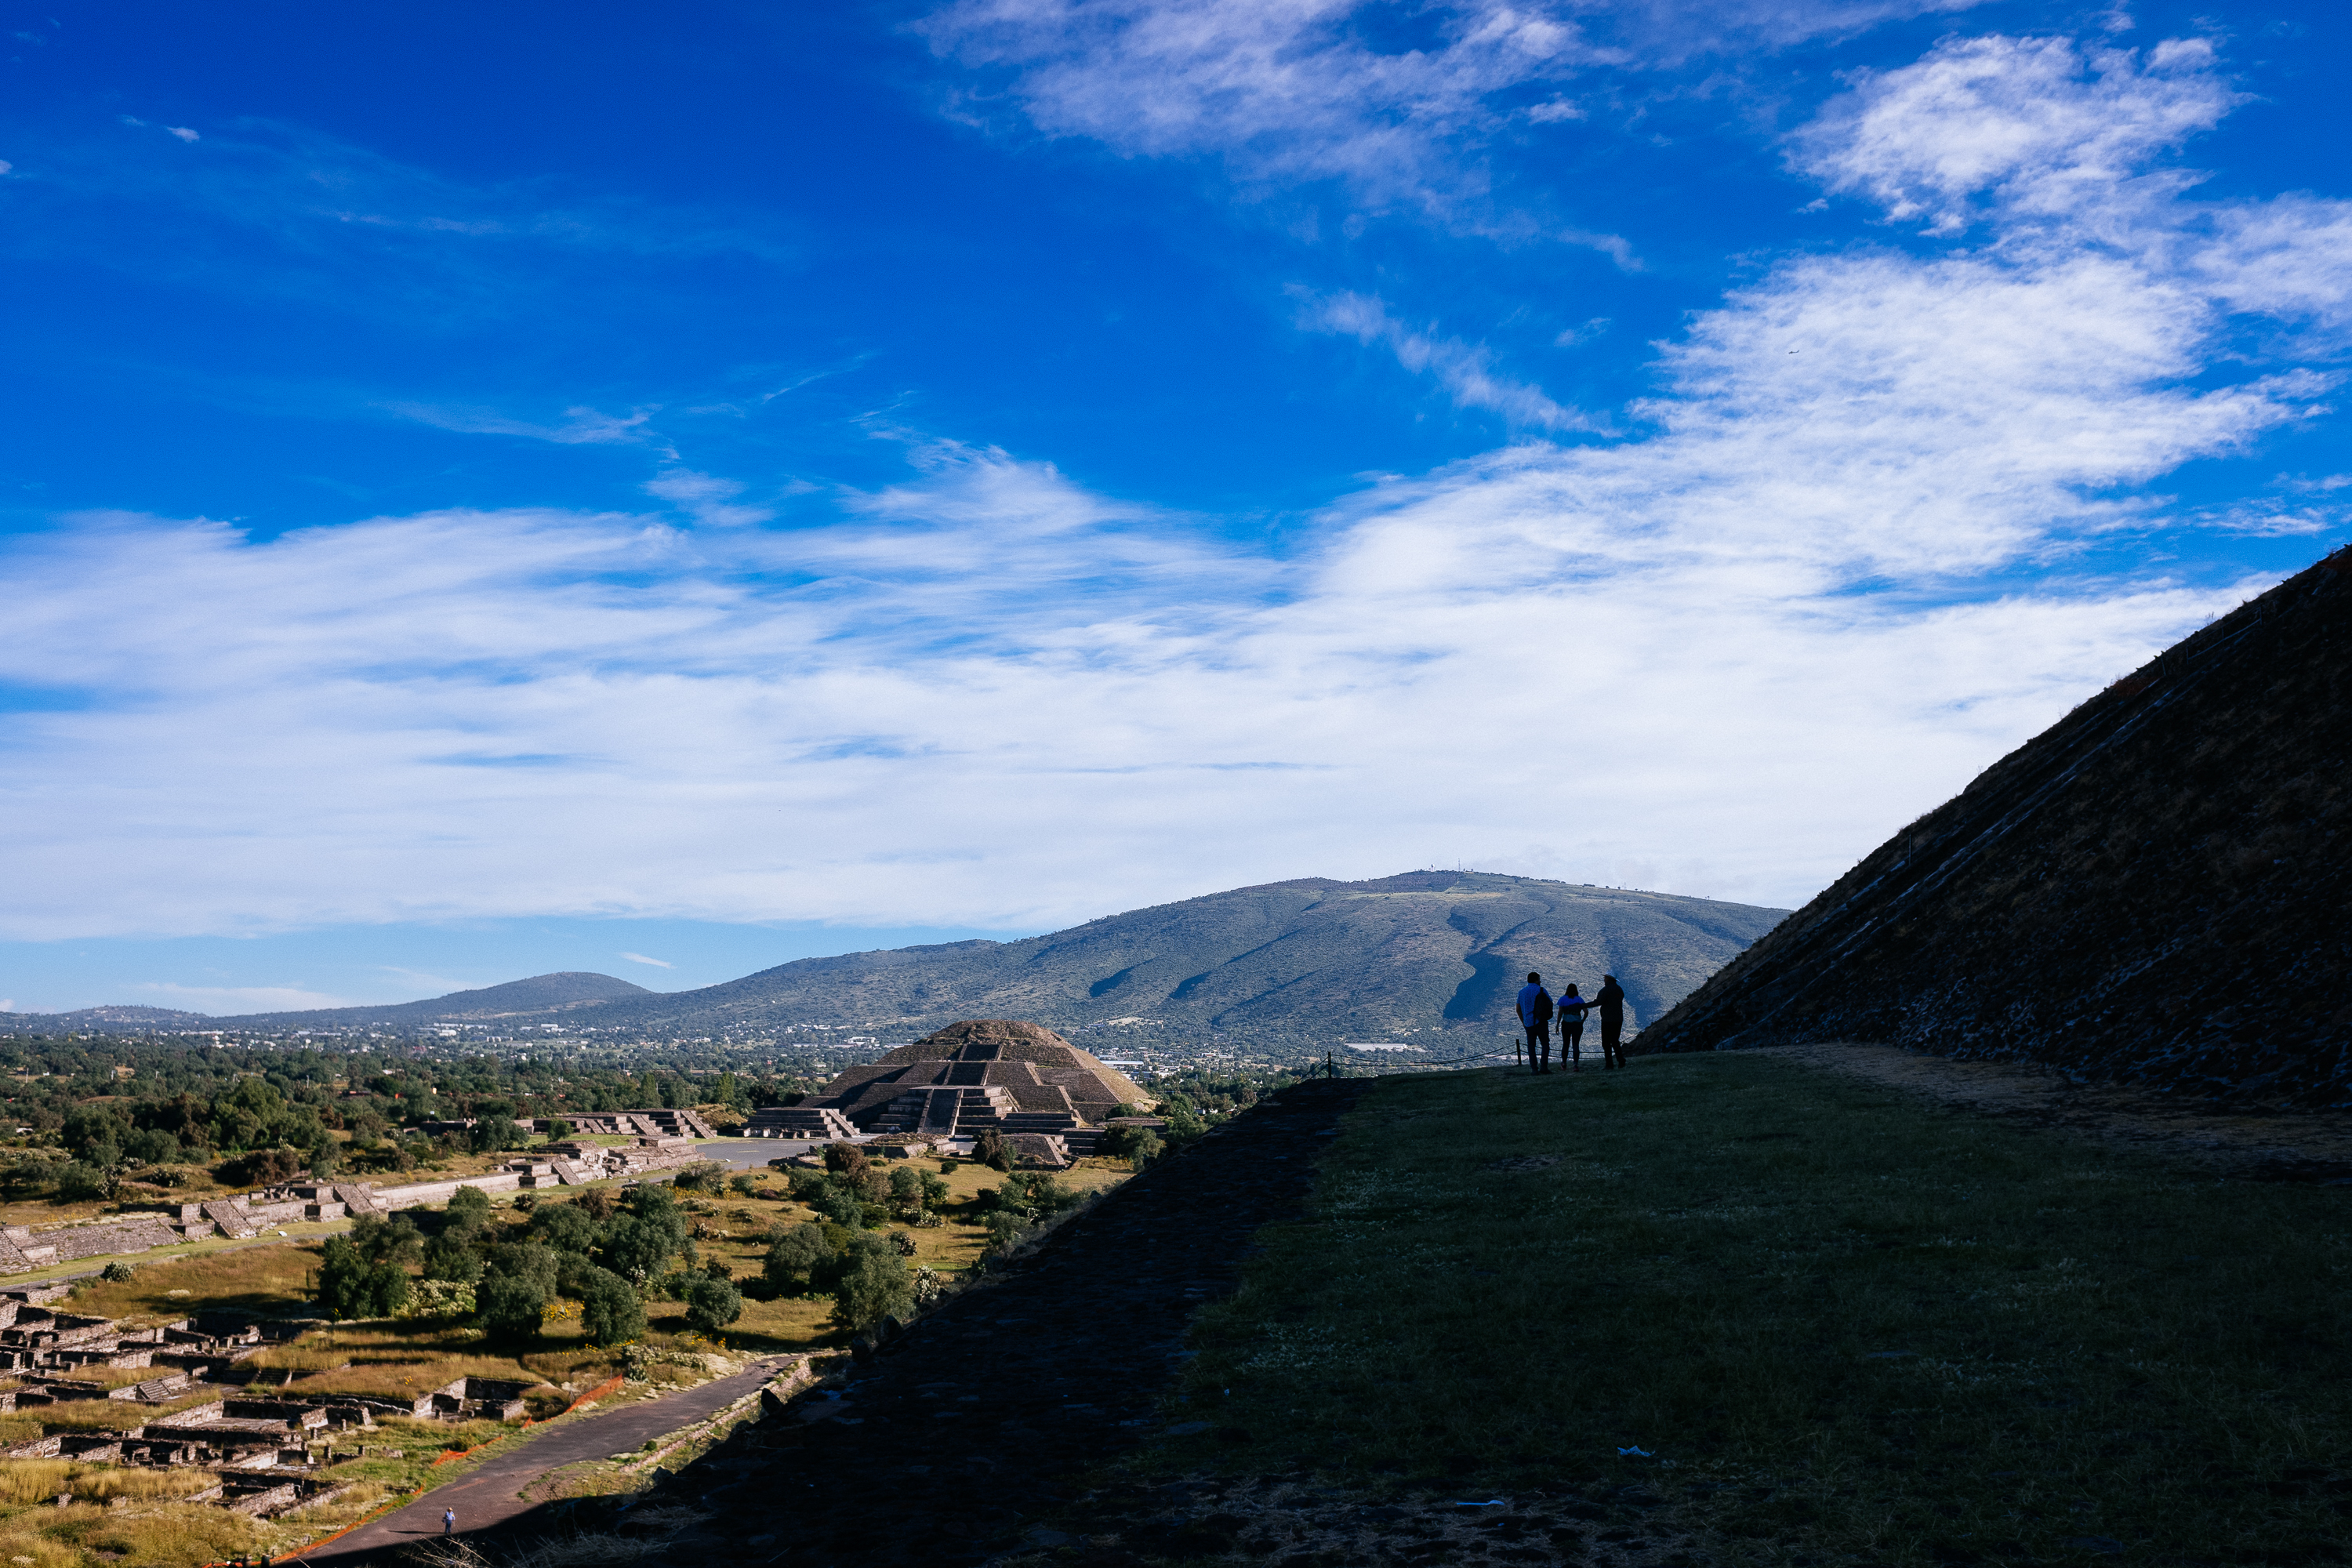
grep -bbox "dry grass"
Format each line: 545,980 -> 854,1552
0,1462 -> 219,1504
37,1500 -> 256,1568
26,1393 -> 221,1432
59,1240 -> 322,1325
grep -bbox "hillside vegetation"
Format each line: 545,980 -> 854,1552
84,873 -> 1786,1055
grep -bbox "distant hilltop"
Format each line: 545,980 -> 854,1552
9,872 -> 1790,1048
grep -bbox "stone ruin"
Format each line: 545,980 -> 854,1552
0,1284 -> 543,1517
0,1137 -> 713,1277
746,1019 -> 1149,1166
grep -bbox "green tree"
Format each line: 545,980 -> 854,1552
763,1223 -> 832,1294
526,1202 -> 599,1255
477,1243 -> 560,1338
576,1265 -> 646,1346
317,1235 -> 412,1319
683,1273 -> 742,1334
829,1234 -> 913,1333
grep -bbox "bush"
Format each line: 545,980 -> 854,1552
823,1142 -> 870,1181
829,1234 -> 913,1333
974,1129 -> 1011,1172
398,1278 -> 477,1319
53,1163 -> 107,1203
543,1118 -> 575,1142
477,1271 -> 550,1339
317,1235 -> 412,1319
729,1173 -> 757,1198
576,1265 -> 646,1346
221,1146 -> 304,1188
1102,1123 -> 1164,1165
764,1223 -> 832,1294
99,1261 -> 135,1283
527,1201 -> 599,1256
445,1185 -> 492,1228
683,1274 -> 742,1334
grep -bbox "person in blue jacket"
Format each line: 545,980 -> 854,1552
1515,971 -> 1555,1073
1555,982 -> 1589,1072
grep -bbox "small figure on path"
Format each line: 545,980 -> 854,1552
444,1508 -> 456,1536
1515,971 -> 1555,1074
1594,975 -> 1628,1069
1556,982 -> 1588,1071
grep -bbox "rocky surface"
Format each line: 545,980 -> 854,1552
1642,545 -> 2351,1106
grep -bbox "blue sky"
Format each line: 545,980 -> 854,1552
2,0 -> 2347,1014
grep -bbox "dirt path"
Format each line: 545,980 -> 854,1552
298,1357 -> 796,1564
1756,1040 -> 2352,1181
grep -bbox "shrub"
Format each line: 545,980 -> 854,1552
576,1265 -> 645,1346
477,1271 -> 550,1340
221,1146 -> 304,1188
764,1224 -> 832,1294
317,1236 -> 411,1319
574,1186 -> 616,1222
682,1274 -> 742,1334
528,1200 -> 600,1255
887,1230 -> 917,1257
974,1130 -> 1011,1172
398,1278 -> 477,1319
728,1173 -> 757,1198
53,1163 -> 107,1202
812,1185 -> 867,1231
99,1261 -> 135,1283
543,1118 -> 575,1142
822,1142 -> 870,1181
445,1185 -> 492,1227
829,1234 -> 913,1333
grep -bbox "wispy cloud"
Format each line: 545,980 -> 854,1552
1297,288 -> 1604,432
0,118 -> 791,320
619,952 -> 674,969
0,26 -> 2338,938
383,401 -> 673,452
916,0 -> 1990,216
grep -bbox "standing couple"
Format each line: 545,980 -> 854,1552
1515,971 -> 1627,1074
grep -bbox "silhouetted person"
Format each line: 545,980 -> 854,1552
1515,971 -> 1555,1073
1556,982 -> 1588,1071
1595,975 -> 1628,1069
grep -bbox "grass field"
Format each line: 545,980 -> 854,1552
1139,1057 -> 2351,1566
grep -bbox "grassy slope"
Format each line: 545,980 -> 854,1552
1148,1059 -> 2350,1566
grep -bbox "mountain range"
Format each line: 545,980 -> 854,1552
9,872 -> 1789,1054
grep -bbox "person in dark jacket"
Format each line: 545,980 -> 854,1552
1515,972 -> 1554,1073
1594,975 -> 1628,1068
1555,982 -> 1588,1071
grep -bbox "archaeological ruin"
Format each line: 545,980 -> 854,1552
743,1019 -> 1148,1164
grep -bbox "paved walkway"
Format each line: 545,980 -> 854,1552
299,1357 -> 793,1564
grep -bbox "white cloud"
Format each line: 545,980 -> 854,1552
0,25 -> 2339,942
385,401 -> 669,450
167,126 -> 200,143
1299,289 -> 1602,430
619,952 -> 674,968
1792,34 -> 2239,234
644,470 -> 773,528
918,0 -> 1991,213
